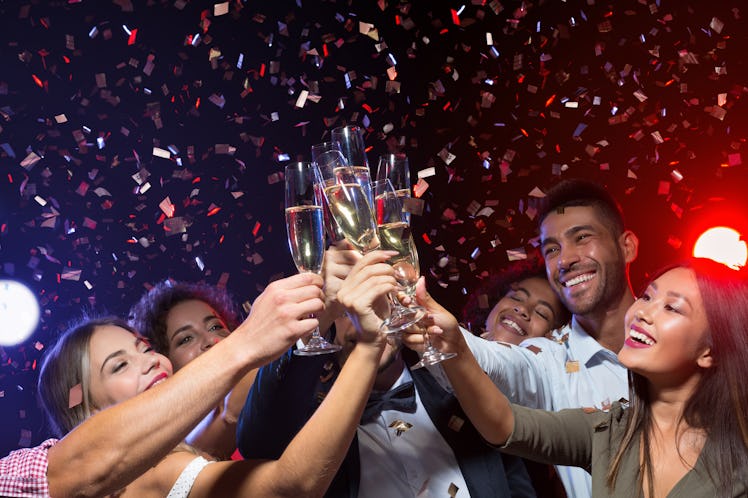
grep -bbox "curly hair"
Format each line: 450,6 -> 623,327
462,258 -> 570,334
128,280 -> 240,355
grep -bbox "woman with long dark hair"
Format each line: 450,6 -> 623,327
412,258 -> 748,497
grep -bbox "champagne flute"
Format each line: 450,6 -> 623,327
315,153 -> 424,334
285,162 -> 341,356
376,153 -> 412,223
311,141 -> 342,164
331,125 -> 373,206
373,179 -> 426,333
373,179 -> 456,366
314,150 -> 379,254
311,141 -> 346,244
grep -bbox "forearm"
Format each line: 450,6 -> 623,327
442,346 -> 515,446
271,344 -> 381,497
48,333 -> 253,497
462,328 -> 550,408
317,302 -> 343,336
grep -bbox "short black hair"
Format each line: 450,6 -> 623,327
538,178 -> 625,237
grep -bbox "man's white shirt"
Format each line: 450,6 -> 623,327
431,317 -> 628,498
357,367 -> 470,498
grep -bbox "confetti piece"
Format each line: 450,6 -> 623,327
68,384 -> 83,408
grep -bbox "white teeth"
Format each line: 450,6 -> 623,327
629,330 -> 655,346
501,318 -> 527,336
563,273 -> 594,287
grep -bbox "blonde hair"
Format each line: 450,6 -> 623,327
38,317 -> 138,437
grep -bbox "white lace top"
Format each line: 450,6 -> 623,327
166,456 -> 213,498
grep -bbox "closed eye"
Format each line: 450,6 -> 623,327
664,303 -> 682,314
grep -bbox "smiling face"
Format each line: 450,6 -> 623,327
164,299 -> 231,371
87,325 -> 172,410
540,206 -> 632,317
619,267 -> 712,384
484,276 -> 566,344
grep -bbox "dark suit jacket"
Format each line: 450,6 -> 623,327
236,347 -> 536,498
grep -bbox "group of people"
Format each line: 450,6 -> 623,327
1,178 -> 746,497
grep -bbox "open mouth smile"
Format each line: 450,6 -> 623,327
500,317 -> 527,336
626,324 -> 656,348
562,272 -> 595,288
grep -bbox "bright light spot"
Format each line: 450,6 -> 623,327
0,280 -> 40,346
693,226 -> 747,270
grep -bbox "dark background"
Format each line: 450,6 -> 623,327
0,0 -> 746,455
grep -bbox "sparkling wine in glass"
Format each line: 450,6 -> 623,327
373,179 -> 427,334
285,162 -> 341,356
331,125 -> 373,206
315,150 -> 380,253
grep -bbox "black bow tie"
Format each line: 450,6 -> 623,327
361,381 -> 417,424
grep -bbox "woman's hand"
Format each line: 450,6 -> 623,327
401,277 -> 469,357
336,250 -> 398,347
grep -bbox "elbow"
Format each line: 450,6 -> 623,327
268,460 -> 337,498
49,450 -> 130,498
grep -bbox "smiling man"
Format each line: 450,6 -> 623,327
428,178 -> 639,498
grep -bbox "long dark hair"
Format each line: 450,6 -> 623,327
606,258 -> 748,496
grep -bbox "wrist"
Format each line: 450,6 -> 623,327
351,339 -> 386,361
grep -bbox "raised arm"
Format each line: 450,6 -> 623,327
169,251 -> 396,498
46,272 -> 325,498
184,366 -> 258,460
409,277 -> 515,445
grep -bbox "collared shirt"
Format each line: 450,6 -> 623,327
357,368 -> 470,498
0,439 -> 58,498
453,318 -> 628,498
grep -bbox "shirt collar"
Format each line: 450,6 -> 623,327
566,317 -> 621,366
391,365 -> 412,389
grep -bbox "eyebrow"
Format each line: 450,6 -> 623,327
541,224 -> 598,247
168,314 -> 221,343
648,282 -> 693,307
100,337 -> 144,373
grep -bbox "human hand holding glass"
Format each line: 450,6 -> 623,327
372,179 -> 427,334
284,162 -> 341,355
315,154 -> 423,334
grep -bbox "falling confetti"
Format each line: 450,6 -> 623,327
0,0 -> 746,456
